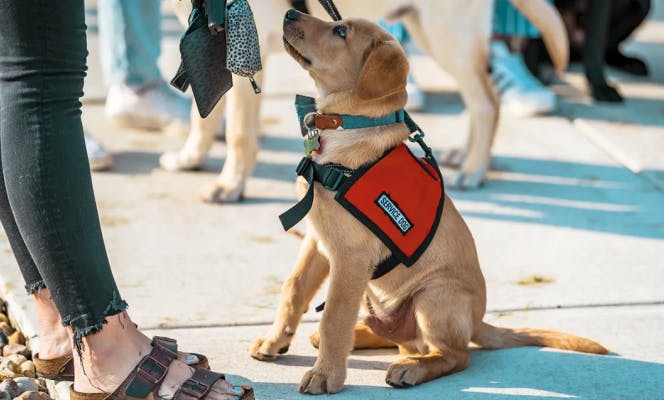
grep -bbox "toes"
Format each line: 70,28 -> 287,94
299,367 -> 345,395
385,360 -> 422,388
249,338 -> 279,361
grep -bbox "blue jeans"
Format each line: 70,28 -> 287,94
98,0 -> 162,86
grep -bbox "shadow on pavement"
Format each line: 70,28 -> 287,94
241,347 -> 664,399
448,156 -> 664,239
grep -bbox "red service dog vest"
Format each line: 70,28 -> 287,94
335,144 -> 444,266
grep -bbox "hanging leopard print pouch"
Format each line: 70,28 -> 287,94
225,0 -> 262,93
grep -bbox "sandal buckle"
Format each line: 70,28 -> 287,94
137,355 -> 168,384
180,379 -> 210,398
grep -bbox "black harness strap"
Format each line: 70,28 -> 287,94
279,157 -> 352,231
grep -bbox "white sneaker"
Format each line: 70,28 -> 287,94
84,132 -> 113,171
105,82 -> 191,131
491,42 -> 556,117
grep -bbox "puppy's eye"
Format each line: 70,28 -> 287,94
333,26 -> 347,39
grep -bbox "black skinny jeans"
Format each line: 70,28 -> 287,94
0,0 -> 126,344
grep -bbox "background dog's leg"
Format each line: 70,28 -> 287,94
202,72 -> 264,203
299,257 -> 372,394
309,322 -> 397,350
251,233 -> 330,360
385,287 -> 473,387
585,0 -> 623,102
160,97 -> 226,172
447,47 -> 499,189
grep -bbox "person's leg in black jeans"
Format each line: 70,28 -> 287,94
0,1 -> 246,397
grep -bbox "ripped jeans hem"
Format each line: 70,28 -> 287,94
62,291 -> 129,349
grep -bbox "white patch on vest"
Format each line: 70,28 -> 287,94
376,193 -> 412,234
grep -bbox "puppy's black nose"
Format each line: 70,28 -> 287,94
285,9 -> 301,22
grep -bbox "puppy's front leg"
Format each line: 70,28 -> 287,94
251,233 -> 329,360
300,257 -> 371,395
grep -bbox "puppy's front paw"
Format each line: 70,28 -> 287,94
200,182 -> 244,204
249,336 -> 290,361
159,150 -> 203,172
299,365 -> 345,395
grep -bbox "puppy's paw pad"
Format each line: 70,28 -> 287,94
200,183 -> 244,204
299,368 -> 344,395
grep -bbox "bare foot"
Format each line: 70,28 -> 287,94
72,313 -> 245,399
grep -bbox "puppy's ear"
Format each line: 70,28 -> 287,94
356,40 -> 409,100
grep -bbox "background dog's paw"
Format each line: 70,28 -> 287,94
299,366 -> 345,395
446,171 -> 484,190
159,150 -> 203,172
385,358 -> 427,388
438,148 -> 466,168
309,331 -> 320,349
591,83 -> 624,103
200,182 -> 244,204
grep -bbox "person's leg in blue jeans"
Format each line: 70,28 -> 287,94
0,1 -> 247,397
98,0 -> 190,131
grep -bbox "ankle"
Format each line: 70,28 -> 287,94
73,313 -> 151,393
32,289 -> 72,359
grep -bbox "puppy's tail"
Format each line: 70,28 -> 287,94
508,0 -> 569,73
472,321 -> 609,354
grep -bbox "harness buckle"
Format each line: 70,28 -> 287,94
322,168 -> 344,191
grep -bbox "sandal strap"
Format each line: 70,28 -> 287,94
173,369 -> 226,400
152,336 -> 178,353
124,339 -> 178,398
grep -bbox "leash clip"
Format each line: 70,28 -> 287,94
409,131 -> 433,159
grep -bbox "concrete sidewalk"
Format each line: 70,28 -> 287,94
1,1 -> 664,399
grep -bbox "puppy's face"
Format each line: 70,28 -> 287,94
282,9 -> 408,104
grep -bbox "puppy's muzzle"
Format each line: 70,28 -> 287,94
284,9 -> 302,24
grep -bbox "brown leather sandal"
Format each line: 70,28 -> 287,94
69,337 -> 253,400
34,336 -> 210,381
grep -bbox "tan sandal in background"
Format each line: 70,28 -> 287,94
34,336 -> 210,381
69,337 -> 253,400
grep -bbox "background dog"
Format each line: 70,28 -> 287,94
249,12 -> 607,394
162,0 -> 569,201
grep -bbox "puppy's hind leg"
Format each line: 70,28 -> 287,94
385,288 -> 474,387
202,72 -> 264,203
310,322 -> 397,350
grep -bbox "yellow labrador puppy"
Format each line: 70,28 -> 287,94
249,11 -> 606,395
163,0 -> 568,201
